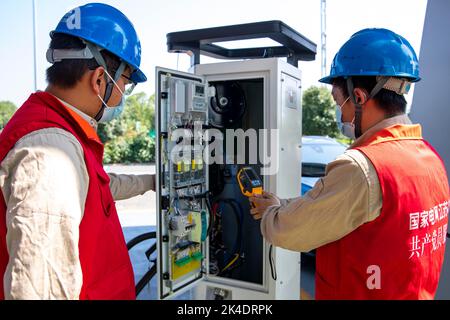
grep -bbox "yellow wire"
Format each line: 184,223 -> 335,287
221,254 -> 239,273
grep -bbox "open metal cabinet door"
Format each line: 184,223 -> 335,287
155,67 -> 209,300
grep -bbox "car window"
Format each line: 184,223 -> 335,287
302,162 -> 327,177
302,144 -> 347,164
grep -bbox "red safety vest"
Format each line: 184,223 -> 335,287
316,124 -> 449,300
0,92 -> 135,300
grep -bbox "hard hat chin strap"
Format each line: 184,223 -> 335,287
85,42 -> 127,121
346,77 -> 389,139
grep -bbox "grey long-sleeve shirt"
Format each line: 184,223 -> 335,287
261,115 -> 413,252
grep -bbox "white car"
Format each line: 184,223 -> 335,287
301,136 -> 348,195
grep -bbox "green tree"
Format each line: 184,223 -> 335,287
122,92 -> 155,133
98,118 -> 127,143
99,92 -> 156,164
302,86 -> 340,138
0,101 -> 17,128
126,134 -> 155,163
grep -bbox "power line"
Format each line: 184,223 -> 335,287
32,0 -> 38,92
320,0 -> 327,79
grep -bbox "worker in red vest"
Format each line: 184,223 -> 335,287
0,4 -> 153,299
250,28 -> 449,300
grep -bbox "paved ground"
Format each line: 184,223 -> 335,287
123,225 -> 158,300
104,164 -> 156,227
106,164 -> 192,300
107,164 -> 315,300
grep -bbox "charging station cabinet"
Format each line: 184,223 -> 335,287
155,21 -> 316,300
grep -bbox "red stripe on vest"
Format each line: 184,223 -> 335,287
0,92 -> 135,300
316,124 -> 449,300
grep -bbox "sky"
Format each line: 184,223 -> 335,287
0,0 -> 428,108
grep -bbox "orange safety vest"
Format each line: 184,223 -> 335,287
0,92 -> 135,299
316,124 -> 449,300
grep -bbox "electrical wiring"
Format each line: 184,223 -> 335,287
220,253 -> 240,273
204,192 -> 214,236
222,199 -> 243,261
211,198 -> 244,276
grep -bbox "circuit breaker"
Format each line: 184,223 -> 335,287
155,21 -> 316,300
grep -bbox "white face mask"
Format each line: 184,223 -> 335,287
335,96 -> 355,139
98,97 -> 125,123
97,69 -> 126,123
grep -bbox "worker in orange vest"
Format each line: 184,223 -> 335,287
250,28 -> 449,300
0,3 -> 153,299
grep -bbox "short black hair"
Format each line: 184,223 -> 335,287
332,76 -> 407,116
46,33 -> 122,88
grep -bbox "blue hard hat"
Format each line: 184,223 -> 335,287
319,28 -> 420,84
50,3 -> 147,83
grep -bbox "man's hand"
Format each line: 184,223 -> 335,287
249,191 -> 281,220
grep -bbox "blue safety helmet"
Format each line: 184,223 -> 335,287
50,3 -> 147,83
319,28 -> 420,84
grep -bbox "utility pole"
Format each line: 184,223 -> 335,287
32,0 -> 38,91
320,0 -> 327,79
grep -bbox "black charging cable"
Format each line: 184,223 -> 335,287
269,244 -> 277,281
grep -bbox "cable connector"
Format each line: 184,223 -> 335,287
213,288 -> 228,300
